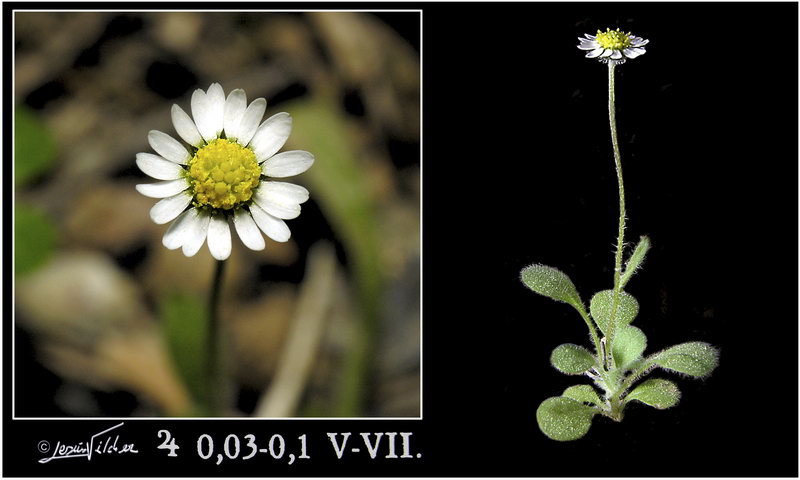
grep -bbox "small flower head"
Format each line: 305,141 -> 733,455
135,83 -> 315,261
577,28 -> 648,64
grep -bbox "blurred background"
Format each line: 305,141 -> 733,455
14,11 -> 420,417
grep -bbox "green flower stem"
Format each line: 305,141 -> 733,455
207,258 -> 227,415
605,61 -> 627,370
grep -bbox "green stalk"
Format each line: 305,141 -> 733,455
605,61 -> 627,369
207,259 -> 226,415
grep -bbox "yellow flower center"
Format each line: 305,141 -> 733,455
595,28 -> 632,51
187,139 -> 261,210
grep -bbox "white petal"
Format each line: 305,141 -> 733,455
136,153 -> 184,180
223,89 -> 247,140
577,41 -> 599,50
207,213 -> 232,260
249,112 -> 292,162
235,98 -> 267,147
171,105 -> 204,147
585,34 -> 596,40
610,50 -> 623,59
253,181 -> 308,220
254,199 -> 299,220
182,212 -> 211,257
135,178 -> 190,198
204,83 -> 226,138
149,191 -> 192,225
262,150 -> 315,178
148,130 -> 190,164
232,208 -> 265,251
249,203 -> 291,242
260,181 -> 310,204
192,85 -> 224,142
191,89 -> 211,141
600,49 -> 613,58
586,48 -> 604,58
631,38 -> 649,47
623,48 -> 645,59
162,208 -> 199,250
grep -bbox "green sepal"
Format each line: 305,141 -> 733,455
550,343 -> 596,375
589,290 -> 639,335
653,342 -> 719,378
536,396 -> 597,441
620,236 -> 651,288
612,326 -> 647,370
625,378 -> 681,409
520,264 -> 583,311
563,385 -> 602,406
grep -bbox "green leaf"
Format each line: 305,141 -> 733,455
626,378 -> 681,409
521,264 -> 583,310
15,204 -> 57,276
613,326 -> 647,370
563,385 -> 602,406
15,105 -> 57,186
536,396 -> 596,441
550,343 -> 596,374
620,236 -> 651,288
589,289 -> 639,335
159,293 -> 208,404
653,342 -> 719,377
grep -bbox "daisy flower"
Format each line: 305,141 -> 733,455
136,83 -> 314,261
577,28 -> 648,64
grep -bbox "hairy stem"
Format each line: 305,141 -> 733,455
607,394 -> 626,421
605,61 -> 627,369
617,358 -> 658,397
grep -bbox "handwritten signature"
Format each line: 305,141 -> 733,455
38,422 -> 138,464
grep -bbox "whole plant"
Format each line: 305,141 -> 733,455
521,28 -> 719,441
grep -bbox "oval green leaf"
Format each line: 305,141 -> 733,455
536,396 -> 596,441
563,385 -> 602,406
626,378 -> 681,409
612,326 -> 647,370
520,264 -> 583,309
653,342 -> 719,377
589,289 -> 639,335
550,343 -> 596,375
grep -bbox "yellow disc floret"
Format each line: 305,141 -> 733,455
595,27 -> 632,51
187,139 -> 261,210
